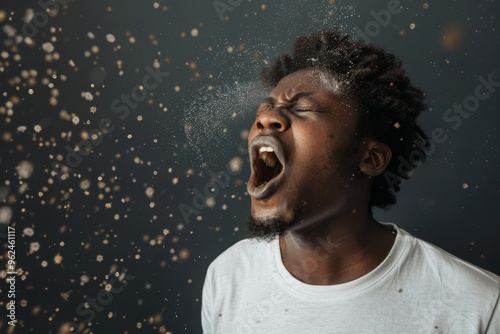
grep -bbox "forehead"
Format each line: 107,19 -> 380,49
270,68 -> 342,98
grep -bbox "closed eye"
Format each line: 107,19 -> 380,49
292,106 -> 313,112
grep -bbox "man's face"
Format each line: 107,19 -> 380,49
246,68 -> 363,240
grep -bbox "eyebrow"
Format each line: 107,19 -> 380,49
262,91 -> 315,105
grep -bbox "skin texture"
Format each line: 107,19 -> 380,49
247,68 -> 397,285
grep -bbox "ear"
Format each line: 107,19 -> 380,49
359,140 -> 392,177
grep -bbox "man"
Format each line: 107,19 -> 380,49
201,29 -> 500,333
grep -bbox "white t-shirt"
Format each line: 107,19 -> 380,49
202,222 -> 500,333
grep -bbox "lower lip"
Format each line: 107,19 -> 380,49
247,171 -> 285,199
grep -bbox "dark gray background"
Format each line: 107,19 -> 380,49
0,0 -> 499,333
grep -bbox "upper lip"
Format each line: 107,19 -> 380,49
247,135 -> 287,199
249,136 -> 286,169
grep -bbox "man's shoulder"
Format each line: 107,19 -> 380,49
208,237 -> 274,273
400,226 -> 500,292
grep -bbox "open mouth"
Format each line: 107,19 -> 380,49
255,146 -> 283,187
247,136 -> 286,199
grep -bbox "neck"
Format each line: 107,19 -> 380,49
279,207 -> 396,285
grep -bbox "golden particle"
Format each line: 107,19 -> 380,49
53,253 -> 62,264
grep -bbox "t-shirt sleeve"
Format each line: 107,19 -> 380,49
485,288 -> 500,334
201,263 -> 213,334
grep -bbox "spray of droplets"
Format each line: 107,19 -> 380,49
180,1 -> 361,168
183,81 -> 269,166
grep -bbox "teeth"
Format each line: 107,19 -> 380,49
258,146 -> 274,153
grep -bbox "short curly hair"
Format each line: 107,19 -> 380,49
260,28 -> 429,210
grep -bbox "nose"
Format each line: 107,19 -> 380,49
255,108 -> 290,133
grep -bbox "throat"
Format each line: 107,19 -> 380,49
278,222 -> 396,285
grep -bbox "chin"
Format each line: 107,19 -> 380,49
246,200 -> 303,241
245,213 -> 292,242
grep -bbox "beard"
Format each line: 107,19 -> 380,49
245,215 -> 290,242
246,136 -> 361,242
245,202 -> 303,242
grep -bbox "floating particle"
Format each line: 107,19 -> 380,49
72,116 -> 79,125
54,253 -> 63,264
79,179 -> 90,190
41,261 -> 48,267
106,34 -> 116,43
34,124 -> 42,133
228,156 -> 244,173
178,248 -> 190,261
30,242 -> 40,253
42,42 -> 54,53
28,89 -> 34,95
0,206 -> 13,224
18,183 -> 28,195
96,255 -> 104,262
17,160 -> 34,179
410,23 -> 415,30
153,2 -> 160,9
60,291 -> 72,301
174,86 -> 181,92
440,23 -> 465,51
17,126 -> 27,133
261,4 -> 267,10
172,177 -> 179,184
163,229 -> 170,236
105,202 -> 112,209
145,187 -> 154,198
23,227 -> 34,237
191,28 -> 199,37
462,183 -> 469,189
90,106 -> 97,113
85,92 -> 93,101
423,3 -> 429,9
393,122 -> 400,129
206,197 -> 216,208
